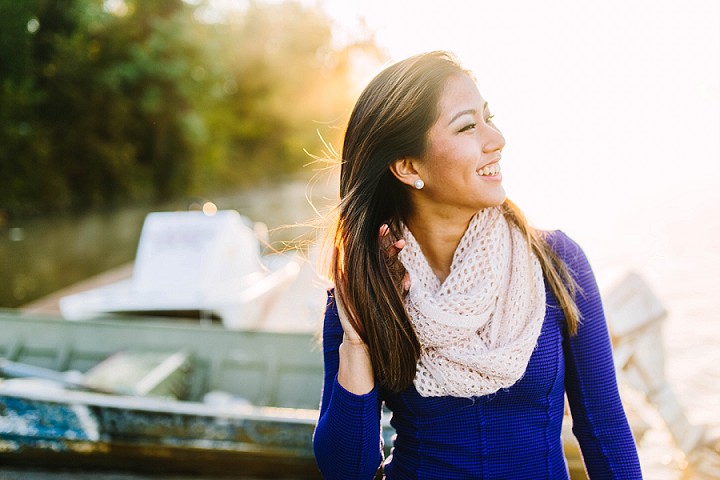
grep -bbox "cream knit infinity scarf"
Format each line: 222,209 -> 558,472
398,207 -> 546,398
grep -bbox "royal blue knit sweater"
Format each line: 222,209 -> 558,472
313,231 -> 642,479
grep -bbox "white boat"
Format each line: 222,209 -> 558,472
59,209 -> 301,329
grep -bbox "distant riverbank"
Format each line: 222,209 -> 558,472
1,174 -> 337,309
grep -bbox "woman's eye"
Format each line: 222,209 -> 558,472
459,123 -> 476,132
486,114 -> 495,123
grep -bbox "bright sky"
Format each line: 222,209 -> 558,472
318,0 -> 720,244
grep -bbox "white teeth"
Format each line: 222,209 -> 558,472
477,164 -> 501,176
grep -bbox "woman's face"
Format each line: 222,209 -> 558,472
413,73 -> 506,215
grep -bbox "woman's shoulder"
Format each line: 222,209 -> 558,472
540,230 -> 584,260
540,229 -> 587,267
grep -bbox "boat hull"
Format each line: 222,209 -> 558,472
0,310 -> 325,477
0,388 -> 320,477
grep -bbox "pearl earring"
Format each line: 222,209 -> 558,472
414,179 -> 425,190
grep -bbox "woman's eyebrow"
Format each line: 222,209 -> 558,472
447,102 -> 489,126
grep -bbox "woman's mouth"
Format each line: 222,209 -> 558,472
476,163 -> 501,176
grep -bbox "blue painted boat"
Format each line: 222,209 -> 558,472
0,310 -> 329,477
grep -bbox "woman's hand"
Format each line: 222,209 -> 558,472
335,223 -> 408,394
380,223 -> 411,292
336,224 -> 409,345
335,293 -> 364,345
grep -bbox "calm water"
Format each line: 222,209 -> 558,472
575,186 -> 720,480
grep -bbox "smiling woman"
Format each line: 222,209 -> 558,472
321,0 -> 720,243
312,51 -> 643,479
390,74 -> 507,233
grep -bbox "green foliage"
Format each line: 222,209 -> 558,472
0,0 -> 380,217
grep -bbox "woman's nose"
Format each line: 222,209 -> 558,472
482,124 -> 506,153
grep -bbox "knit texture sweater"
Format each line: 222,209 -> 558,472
313,231 -> 643,479
313,232 -> 642,480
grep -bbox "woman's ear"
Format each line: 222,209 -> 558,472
389,157 -> 421,188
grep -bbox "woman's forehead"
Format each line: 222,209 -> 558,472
437,75 -> 487,120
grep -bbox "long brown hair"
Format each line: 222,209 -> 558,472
331,51 -> 579,393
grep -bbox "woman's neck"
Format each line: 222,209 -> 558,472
405,209 -> 475,283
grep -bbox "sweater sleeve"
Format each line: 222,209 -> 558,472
312,289 -> 384,480
549,231 -> 643,479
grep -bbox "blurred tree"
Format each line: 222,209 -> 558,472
0,0 -> 57,215
186,0 -> 381,192
0,0 -> 382,218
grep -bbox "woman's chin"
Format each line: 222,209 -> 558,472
476,189 -> 507,210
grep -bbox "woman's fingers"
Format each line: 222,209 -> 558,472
379,224 -> 406,257
403,272 -> 411,292
378,224 -> 410,292
379,223 -> 390,237
386,238 -> 406,257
